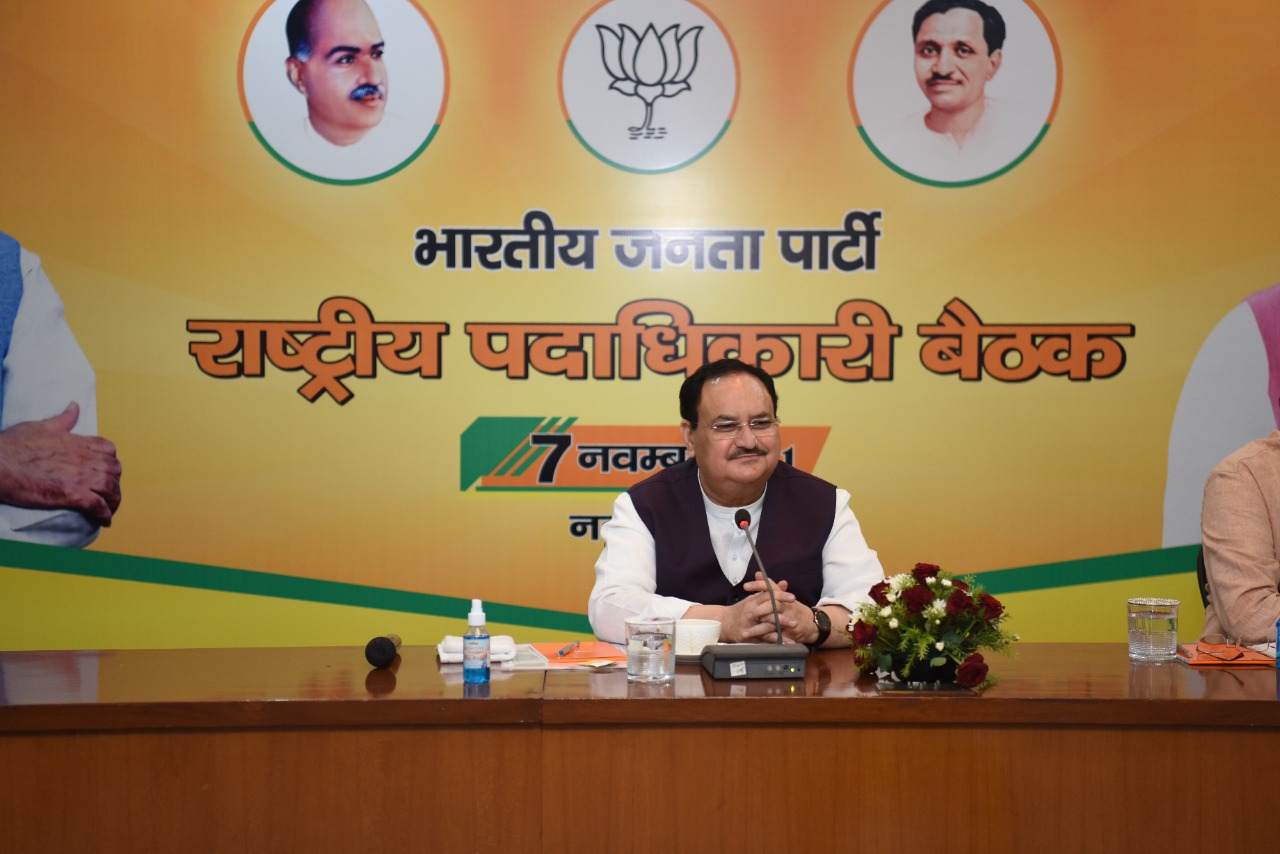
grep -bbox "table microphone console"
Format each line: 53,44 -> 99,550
700,643 -> 807,679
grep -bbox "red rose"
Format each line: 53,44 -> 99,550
903,584 -> 934,615
951,578 -> 970,592
979,592 -> 1005,621
851,620 -> 878,648
955,653 -> 988,688
946,588 -> 973,616
912,563 -> 941,584
868,580 -> 890,606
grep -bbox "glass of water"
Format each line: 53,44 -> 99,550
624,616 -> 676,683
1127,598 -> 1179,661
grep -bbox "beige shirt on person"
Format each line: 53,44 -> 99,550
1200,431 -> 1280,644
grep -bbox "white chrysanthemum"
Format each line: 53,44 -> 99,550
888,618 -> 899,629
889,574 -> 912,592
941,578 -> 953,588
935,641 -> 945,651
879,606 -> 892,618
886,592 -> 898,603
925,600 -> 947,618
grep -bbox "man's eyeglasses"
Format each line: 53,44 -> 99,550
1196,634 -> 1246,661
703,418 -> 781,438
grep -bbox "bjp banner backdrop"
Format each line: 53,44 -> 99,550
2,0 -> 1276,650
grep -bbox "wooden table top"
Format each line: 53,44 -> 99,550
542,642 -> 1280,726
0,645 -> 544,731
2,643 -> 1275,733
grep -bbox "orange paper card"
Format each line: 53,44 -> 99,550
530,641 -> 626,668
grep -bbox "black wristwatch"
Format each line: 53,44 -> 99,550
809,607 -> 831,649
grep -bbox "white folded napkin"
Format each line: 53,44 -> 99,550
437,634 -> 517,663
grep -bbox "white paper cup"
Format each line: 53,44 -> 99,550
674,619 -> 722,657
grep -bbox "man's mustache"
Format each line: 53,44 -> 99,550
350,84 -> 386,101
729,449 -> 767,460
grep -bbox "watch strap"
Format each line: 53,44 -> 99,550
810,607 -> 831,648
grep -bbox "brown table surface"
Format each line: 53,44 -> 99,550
0,644 -> 545,731
543,642 -> 1280,726
2,642 -> 1276,731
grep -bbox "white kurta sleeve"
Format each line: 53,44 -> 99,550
816,488 -> 884,614
587,492 -> 699,643
0,248 -> 100,548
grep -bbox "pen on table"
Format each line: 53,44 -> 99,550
557,641 -> 580,658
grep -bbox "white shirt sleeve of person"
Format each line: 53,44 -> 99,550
0,248 -> 100,547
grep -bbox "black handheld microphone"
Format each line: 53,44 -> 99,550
365,634 -> 402,669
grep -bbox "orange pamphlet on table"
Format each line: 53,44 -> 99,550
530,642 -> 626,668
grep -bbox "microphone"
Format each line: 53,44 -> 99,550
734,508 -> 782,645
698,511 -> 809,680
365,634 -> 402,669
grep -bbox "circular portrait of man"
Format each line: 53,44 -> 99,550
850,0 -> 1060,186
240,0 -> 448,184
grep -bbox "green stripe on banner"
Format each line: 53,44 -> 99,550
971,545 -> 1200,595
459,416 -> 546,490
2,540 -> 1199,630
0,540 -> 592,633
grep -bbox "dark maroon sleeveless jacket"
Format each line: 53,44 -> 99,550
629,459 -> 835,607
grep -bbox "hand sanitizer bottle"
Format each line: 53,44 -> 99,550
463,599 -> 490,684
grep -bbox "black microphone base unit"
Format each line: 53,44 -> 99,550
700,643 -> 808,679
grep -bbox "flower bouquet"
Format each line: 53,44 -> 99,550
848,563 -> 1017,690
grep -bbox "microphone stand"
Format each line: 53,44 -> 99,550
735,509 -> 782,645
698,510 -> 809,679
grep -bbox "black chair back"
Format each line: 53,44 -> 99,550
1195,545 -> 1210,609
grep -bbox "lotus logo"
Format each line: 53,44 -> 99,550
560,1 -> 737,174
596,23 -> 702,138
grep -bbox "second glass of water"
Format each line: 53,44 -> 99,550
1127,597 -> 1179,661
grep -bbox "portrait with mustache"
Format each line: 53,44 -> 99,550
911,0 -> 1004,147
285,0 -> 389,147
850,0 -> 1059,184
